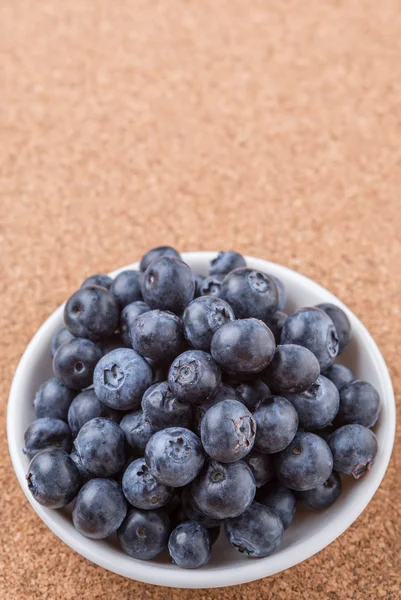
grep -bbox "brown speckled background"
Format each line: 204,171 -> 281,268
1,1 -> 400,598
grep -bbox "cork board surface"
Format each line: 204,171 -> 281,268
1,1 -> 400,598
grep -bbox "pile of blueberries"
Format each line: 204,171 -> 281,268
24,247 -> 380,569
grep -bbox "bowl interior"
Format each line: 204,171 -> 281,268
7,252 -> 395,588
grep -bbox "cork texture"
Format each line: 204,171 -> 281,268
0,1 -> 400,598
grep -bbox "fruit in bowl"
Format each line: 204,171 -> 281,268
7,249 -> 395,588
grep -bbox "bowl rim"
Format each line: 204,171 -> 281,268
7,252 -> 396,588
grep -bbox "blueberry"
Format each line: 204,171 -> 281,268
70,451 -> 92,482
81,274 -> 112,290
118,508 -> 170,560
183,296 -> 235,351
258,481 -> 296,529
139,245 -> 181,272
50,328 -> 75,358
180,487 -> 221,528
26,449 -> 80,509
34,377 -> 76,421
72,478 -> 127,538
122,458 -> 173,510
281,307 -> 339,370
23,418 -> 72,457
275,432 -> 333,491
323,363 -> 355,391
145,427 -> 204,487
316,303 -> 351,354
168,522 -> 211,569
244,451 -> 275,487
209,251 -> 246,276
141,256 -> 195,314
53,338 -> 102,390
285,375 -> 340,431
201,399 -> 256,463
328,424 -> 378,479
131,310 -> 185,363
235,380 -> 270,411
191,459 -> 256,519
120,410 -> 154,455
335,380 -> 380,428
264,311 -> 287,345
168,350 -> 221,404
253,396 -> 298,454
74,417 -> 126,477
119,301 -> 151,346
219,268 -> 279,320
93,348 -> 152,410
271,275 -> 287,311
68,389 -> 120,437
111,270 -> 143,309
225,501 -> 283,558
193,273 -> 205,297
192,383 -> 240,434
142,382 -> 192,431
64,285 -> 119,341
199,275 -> 224,297
211,318 -> 276,375
262,344 -> 320,394
296,471 -> 341,510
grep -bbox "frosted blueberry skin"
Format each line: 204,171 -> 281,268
70,450 -> 93,482
81,274 -> 112,290
209,251 -> 246,276
130,310 -> 185,363
323,363 -> 355,391
72,478 -> 127,539
74,417 -> 126,477
93,348 -> 152,410
201,399 -> 256,463
26,448 -> 81,509
139,246 -> 181,272
50,328 -> 75,358
141,256 -> 195,314
335,380 -> 380,428
275,432 -> 333,491
235,380 -> 271,411
122,458 -> 173,510
284,375 -> 340,431
264,311 -> 287,345
183,296 -> 235,352
219,268 -> 279,320
191,459 -> 256,520
23,418 -> 72,457
211,318 -> 276,375
296,471 -> 341,510
64,285 -> 119,341
168,522 -> 211,569
244,450 -> 275,487
168,350 -> 221,404
253,396 -> 299,454
200,275 -> 224,297
225,502 -> 284,558
193,273 -> 205,298
53,338 -> 102,390
262,344 -> 320,394
34,377 -> 76,421
118,508 -> 170,560
68,389 -> 121,437
281,307 -> 339,371
120,410 -> 154,455
141,382 -> 192,431
145,427 -> 205,487
316,303 -> 351,354
328,424 -> 378,479
119,301 -> 151,346
258,481 -> 296,529
192,383 -> 240,435
110,270 -> 143,309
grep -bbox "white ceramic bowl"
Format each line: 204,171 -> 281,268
7,252 -> 395,588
